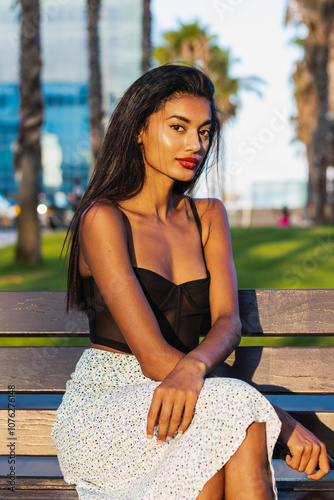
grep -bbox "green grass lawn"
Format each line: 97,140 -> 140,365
0,230 -> 68,291
0,226 -> 333,290
232,226 -> 334,289
1,226 -> 333,346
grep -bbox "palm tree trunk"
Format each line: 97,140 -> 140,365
309,43 -> 329,223
87,0 -> 103,163
141,0 -> 152,74
15,0 -> 43,264
286,0 -> 334,223
326,13 -> 334,221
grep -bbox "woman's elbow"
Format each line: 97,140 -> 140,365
140,361 -> 168,381
136,353 -> 156,380
137,350 -> 165,380
137,346 -> 183,381
140,361 -> 157,380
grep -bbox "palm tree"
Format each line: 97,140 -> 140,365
87,0 -> 103,163
15,0 -> 43,263
290,56 -> 318,207
141,0 -> 152,73
154,21 -> 264,125
286,0 -> 334,222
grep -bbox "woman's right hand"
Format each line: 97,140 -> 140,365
147,357 -> 206,444
273,404 -> 332,479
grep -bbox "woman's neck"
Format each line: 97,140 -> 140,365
120,172 -> 180,222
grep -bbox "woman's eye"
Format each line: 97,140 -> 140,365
200,130 -> 211,139
170,124 -> 184,132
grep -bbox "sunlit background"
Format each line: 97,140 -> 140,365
0,0 -> 333,288
0,0 -> 316,219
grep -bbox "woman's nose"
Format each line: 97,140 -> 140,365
185,131 -> 202,152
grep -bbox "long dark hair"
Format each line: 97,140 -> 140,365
65,64 -> 222,311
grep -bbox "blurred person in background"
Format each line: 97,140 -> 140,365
278,206 -> 291,227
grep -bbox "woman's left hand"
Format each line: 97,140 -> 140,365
274,405 -> 331,479
146,357 -> 206,444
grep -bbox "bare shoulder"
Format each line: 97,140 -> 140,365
191,197 -> 229,245
81,199 -> 123,228
78,200 -> 130,277
192,197 -> 227,219
79,199 -> 129,242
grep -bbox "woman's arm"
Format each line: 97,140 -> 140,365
273,404 -> 331,480
184,198 -> 242,373
147,198 -> 243,442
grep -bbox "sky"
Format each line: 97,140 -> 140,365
151,0 -> 308,201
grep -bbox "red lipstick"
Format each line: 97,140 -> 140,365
176,157 -> 199,170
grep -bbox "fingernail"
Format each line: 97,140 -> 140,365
166,436 -> 172,441
147,434 -> 153,440
178,430 -> 183,435
157,439 -> 163,445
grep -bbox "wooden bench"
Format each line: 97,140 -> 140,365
0,289 -> 333,499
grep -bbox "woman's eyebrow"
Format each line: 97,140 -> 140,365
167,114 -> 190,123
167,115 -> 212,127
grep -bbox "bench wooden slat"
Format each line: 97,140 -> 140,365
1,346 -> 333,394
1,410 -> 333,457
0,490 -> 333,499
0,491 -> 77,499
278,493 -> 334,499
0,347 -> 85,392
11,476 -> 333,492
217,346 -> 334,393
277,480 -> 334,491
0,410 -> 55,456
0,477 -> 75,489
0,292 -> 87,335
0,477 -> 77,499
1,289 -> 334,335
239,289 -> 334,334
0,492 -> 333,500
0,477 -> 333,499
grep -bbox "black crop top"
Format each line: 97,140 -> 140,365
82,197 -> 211,354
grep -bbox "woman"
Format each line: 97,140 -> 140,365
51,65 -> 330,499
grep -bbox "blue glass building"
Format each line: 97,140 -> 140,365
0,84 -> 18,195
0,0 -> 142,197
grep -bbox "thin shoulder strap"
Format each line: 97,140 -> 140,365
187,197 -> 208,272
187,196 -> 203,242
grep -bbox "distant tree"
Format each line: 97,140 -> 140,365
286,0 -> 334,223
15,0 -> 43,264
87,0 -> 103,164
141,0 -> 152,73
154,21 -> 264,125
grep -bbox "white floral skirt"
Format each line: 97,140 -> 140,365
51,348 -> 281,499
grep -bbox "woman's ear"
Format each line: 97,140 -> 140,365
137,129 -> 143,145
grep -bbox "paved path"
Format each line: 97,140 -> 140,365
0,230 -> 17,248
